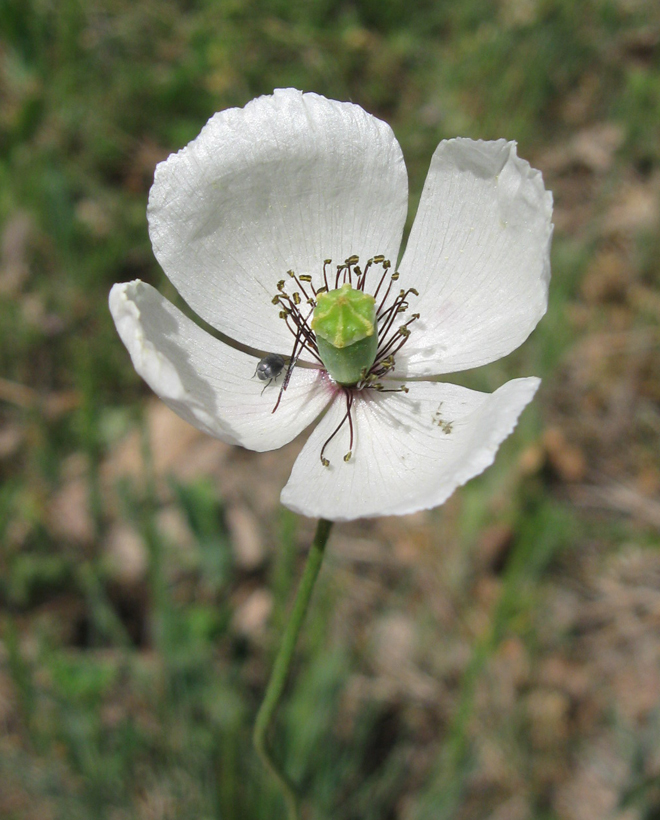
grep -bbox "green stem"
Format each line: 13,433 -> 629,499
254,518 -> 334,819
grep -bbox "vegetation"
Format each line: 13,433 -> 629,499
1,0 -> 659,817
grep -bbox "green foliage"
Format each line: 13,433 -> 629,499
1,0 -> 659,817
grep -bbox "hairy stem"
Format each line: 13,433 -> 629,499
253,518 -> 334,819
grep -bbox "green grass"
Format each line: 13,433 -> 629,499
1,0 -> 660,817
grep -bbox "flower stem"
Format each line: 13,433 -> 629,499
253,518 -> 333,819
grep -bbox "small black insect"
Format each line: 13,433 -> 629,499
254,353 -> 286,392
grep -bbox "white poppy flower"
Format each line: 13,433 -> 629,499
109,89 -> 552,522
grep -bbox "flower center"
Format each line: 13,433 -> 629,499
269,255 -> 419,465
311,284 -> 378,385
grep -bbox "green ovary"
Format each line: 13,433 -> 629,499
311,283 -> 378,385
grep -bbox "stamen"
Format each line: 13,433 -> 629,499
368,354 -> 395,379
376,299 -> 404,344
333,255 -> 362,290
376,288 -> 419,342
272,314 -> 313,413
376,314 -> 418,360
356,258 -> 372,289
375,269 -> 399,313
287,269 -> 314,302
371,259 -> 392,302
270,254 -> 420,464
320,389 -> 354,467
284,304 -> 319,353
376,326 -> 416,363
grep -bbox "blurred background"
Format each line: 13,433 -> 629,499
1,0 -> 659,818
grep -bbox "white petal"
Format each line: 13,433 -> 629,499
109,281 -> 332,451
148,88 -> 408,355
395,139 -> 552,376
281,377 -> 539,521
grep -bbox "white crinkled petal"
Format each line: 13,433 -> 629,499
281,377 -> 539,521
395,139 -> 552,376
109,281 -> 332,451
148,88 -> 408,356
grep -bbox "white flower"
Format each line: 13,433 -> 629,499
109,89 -> 552,522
